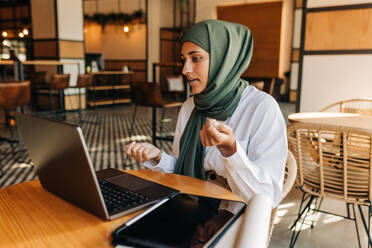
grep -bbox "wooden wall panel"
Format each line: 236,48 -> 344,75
305,8 -> 372,50
33,40 -> 57,58
31,0 -> 56,39
292,49 -> 300,62
217,1 -> 282,78
59,41 -> 84,59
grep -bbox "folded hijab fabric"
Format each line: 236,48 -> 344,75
174,19 -> 253,179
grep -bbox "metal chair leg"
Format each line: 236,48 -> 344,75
289,193 -> 316,248
128,105 -> 137,140
353,204 -> 362,248
125,105 -> 137,167
159,108 -> 166,149
357,204 -> 372,247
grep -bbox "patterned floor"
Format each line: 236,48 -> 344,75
0,101 -> 295,189
0,108 -> 176,188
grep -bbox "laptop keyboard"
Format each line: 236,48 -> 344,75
98,179 -> 150,213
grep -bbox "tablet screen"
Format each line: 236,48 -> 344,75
112,193 -> 245,248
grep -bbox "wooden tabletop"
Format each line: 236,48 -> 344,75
90,71 -> 133,75
0,60 -> 14,65
22,60 -> 79,66
0,170 -> 241,247
288,112 -> 372,131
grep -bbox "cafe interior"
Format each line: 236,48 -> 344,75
1,0 -> 372,247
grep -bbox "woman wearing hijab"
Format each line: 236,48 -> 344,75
125,20 -> 287,209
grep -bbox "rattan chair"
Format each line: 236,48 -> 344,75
321,98 -> 372,116
287,122 -> 372,248
267,150 -> 297,247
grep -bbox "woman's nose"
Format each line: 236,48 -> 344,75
182,61 -> 192,75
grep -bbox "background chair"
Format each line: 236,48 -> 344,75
321,98 -> 372,116
128,81 -> 182,148
287,122 -> 372,248
73,74 -> 94,123
0,81 -> 31,161
48,74 -> 70,119
267,150 -> 297,247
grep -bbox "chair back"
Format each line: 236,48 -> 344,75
267,150 -> 297,247
29,71 -> 47,84
0,81 -> 31,108
50,74 -> 70,89
287,122 -> 372,205
321,98 -> 372,116
76,74 -> 93,88
130,82 -> 164,107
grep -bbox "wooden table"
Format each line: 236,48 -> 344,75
0,170 -> 241,247
288,112 -> 372,131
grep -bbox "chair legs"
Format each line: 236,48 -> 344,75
125,105 -> 139,167
289,192 -> 372,248
289,193 -> 316,248
0,109 -> 25,163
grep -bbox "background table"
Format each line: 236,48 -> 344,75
288,112 -> 372,131
0,170 -> 241,247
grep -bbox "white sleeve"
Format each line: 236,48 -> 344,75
221,99 -> 287,207
143,99 -> 191,172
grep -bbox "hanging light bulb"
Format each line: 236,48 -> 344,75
2,39 -> 11,47
22,28 -> 29,35
19,32 -> 24,38
2,31 -> 7,37
123,25 -> 130,33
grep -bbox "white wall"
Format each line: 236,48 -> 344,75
300,55 -> 372,112
57,0 -> 84,41
307,0 -> 372,8
85,23 -> 146,60
196,0 -> 281,21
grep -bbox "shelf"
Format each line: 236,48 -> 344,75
87,72 -> 132,107
88,85 -> 130,90
87,98 -> 131,106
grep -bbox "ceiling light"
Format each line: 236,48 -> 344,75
123,25 -> 129,33
19,32 -> 24,38
2,31 -> 7,37
2,39 -> 10,47
22,28 -> 29,35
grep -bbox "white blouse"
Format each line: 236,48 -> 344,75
144,86 -> 288,207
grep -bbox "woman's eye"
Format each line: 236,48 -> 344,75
192,56 -> 201,62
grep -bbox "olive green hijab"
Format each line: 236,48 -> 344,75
174,20 -> 253,179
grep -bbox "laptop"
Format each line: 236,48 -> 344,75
16,114 -> 179,220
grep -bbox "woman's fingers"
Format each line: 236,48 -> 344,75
124,142 -> 161,162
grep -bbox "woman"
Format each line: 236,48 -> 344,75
125,19 -> 287,208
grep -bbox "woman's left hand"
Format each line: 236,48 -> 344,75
200,119 -> 237,157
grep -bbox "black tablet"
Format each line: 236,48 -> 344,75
112,193 -> 246,248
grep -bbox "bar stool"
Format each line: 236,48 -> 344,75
0,81 -> 31,163
48,74 -> 70,119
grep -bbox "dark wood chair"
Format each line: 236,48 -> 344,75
129,82 -> 182,148
49,74 -> 70,115
73,74 -> 94,123
0,80 -> 31,164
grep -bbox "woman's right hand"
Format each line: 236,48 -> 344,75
124,142 -> 162,163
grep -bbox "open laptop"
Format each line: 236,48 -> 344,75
16,114 -> 179,220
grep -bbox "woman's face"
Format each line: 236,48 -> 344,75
180,41 -> 210,95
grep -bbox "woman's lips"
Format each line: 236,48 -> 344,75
188,79 -> 199,86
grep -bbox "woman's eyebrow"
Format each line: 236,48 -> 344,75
188,50 -> 202,55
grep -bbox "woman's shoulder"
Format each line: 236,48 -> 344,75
239,85 -> 278,110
